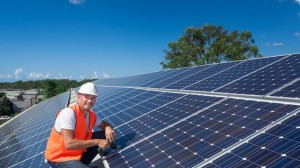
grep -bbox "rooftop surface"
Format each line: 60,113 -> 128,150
1,53 -> 300,168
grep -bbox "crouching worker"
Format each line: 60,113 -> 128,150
45,82 -> 116,168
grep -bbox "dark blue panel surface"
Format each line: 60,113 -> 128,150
133,70 -> 176,87
105,95 -> 223,167
271,79 -> 300,98
100,92 -> 183,126
216,54 -> 300,95
140,67 -> 192,88
151,65 -> 212,89
105,94 -> 300,167
165,61 -> 241,90
95,89 -> 160,119
0,99 -> 51,143
185,56 -> 283,91
0,92 -> 69,168
204,110 -> 300,168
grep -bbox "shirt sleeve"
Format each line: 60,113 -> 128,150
54,108 -> 76,133
94,115 -> 103,127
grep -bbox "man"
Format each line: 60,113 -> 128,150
45,82 -> 116,168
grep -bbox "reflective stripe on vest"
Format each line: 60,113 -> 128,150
45,103 -> 96,162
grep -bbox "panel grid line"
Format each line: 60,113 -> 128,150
212,55 -> 288,92
194,107 -> 300,168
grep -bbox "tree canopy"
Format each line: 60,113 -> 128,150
160,24 -> 262,69
0,93 -> 14,116
0,79 -> 96,99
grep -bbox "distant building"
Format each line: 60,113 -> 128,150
0,89 -> 23,100
0,89 -> 44,113
12,101 -> 32,113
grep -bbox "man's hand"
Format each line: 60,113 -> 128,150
98,120 -> 116,143
105,126 -> 116,143
96,139 -> 109,149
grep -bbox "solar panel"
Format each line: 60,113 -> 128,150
0,99 -> 51,143
95,91 -> 184,127
269,79 -> 300,98
203,111 -> 300,167
104,97 -> 299,168
0,92 -> 69,168
216,54 -> 300,95
140,66 -> 195,88
103,94 -> 223,167
164,61 -> 242,90
184,55 -> 284,91
1,53 -> 300,168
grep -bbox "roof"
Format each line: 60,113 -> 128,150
1,53 -> 300,168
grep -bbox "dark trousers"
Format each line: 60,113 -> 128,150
48,131 -> 105,168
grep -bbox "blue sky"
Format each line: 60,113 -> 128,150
0,0 -> 300,82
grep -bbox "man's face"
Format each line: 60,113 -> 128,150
78,93 -> 97,111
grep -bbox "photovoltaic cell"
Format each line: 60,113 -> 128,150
95,90 -> 181,121
106,95 -> 223,167
202,110 -> 300,168
150,65 -> 212,89
270,79 -> 300,98
216,54 -> 300,95
129,70 -> 176,87
184,55 -> 284,91
0,99 -> 51,143
139,68 -> 190,87
105,95 -> 300,167
165,61 -> 241,90
94,88 -> 150,118
108,91 -> 185,128
0,92 -> 69,168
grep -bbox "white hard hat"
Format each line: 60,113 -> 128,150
78,82 -> 98,96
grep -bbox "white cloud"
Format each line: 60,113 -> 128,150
294,32 -> 300,37
92,71 -> 98,79
103,73 -> 110,79
265,42 -> 284,47
295,0 -> 300,5
272,42 -> 284,46
15,68 -> 23,79
69,0 -> 86,5
56,73 -> 72,80
58,73 -> 66,79
28,72 -> 51,79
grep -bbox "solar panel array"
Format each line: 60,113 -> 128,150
0,99 -> 51,143
1,53 -> 300,168
0,92 -> 69,168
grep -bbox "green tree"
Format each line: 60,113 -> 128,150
161,24 -> 262,69
0,92 -> 14,116
44,80 -> 57,99
0,79 -> 97,99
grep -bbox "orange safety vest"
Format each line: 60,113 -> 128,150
45,103 -> 97,162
